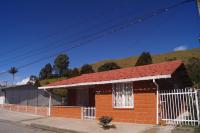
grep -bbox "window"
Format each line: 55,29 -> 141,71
112,83 -> 134,108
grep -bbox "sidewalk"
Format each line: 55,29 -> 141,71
0,109 -> 45,122
22,117 -> 153,133
0,109 -> 173,133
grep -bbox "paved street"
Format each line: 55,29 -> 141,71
0,120 -> 56,133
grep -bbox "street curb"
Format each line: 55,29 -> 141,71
30,123 -> 87,133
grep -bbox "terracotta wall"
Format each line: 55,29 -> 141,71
51,106 -> 81,119
0,104 -> 48,116
95,81 -> 157,124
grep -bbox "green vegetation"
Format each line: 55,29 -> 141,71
40,77 -> 66,86
39,48 -> 200,86
65,68 -> 80,78
8,67 -> 18,84
99,116 -> 113,129
91,48 -> 200,71
80,64 -> 94,74
135,52 -> 152,66
39,63 -> 53,79
54,54 -> 69,76
28,75 -> 41,87
186,57 -> 200,87
97,62 -> 120,72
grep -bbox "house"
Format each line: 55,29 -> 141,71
0,84 -> 64,116
2,84 -> 62,106
39,60 -> 192,124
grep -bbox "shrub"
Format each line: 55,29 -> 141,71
99,116 -> 113,129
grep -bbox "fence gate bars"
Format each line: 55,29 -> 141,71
81,107 -> 96,120
159,88 -> 200,126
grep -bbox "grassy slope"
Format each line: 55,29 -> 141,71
40,77 -> 66,86
91,48 -> 200,71
40,48 -> 200,85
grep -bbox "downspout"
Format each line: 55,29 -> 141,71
153,79 -> 159,125
44,89 -> 51,116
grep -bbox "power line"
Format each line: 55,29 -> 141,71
17,0 -> 194,68
0,1 -> 150,66
0,5 -> 140,65
0,0 -> 194,76
0,0 -> 128,58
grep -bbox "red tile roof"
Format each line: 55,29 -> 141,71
43,60 -> 184,88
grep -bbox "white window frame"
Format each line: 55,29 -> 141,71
112,82 -> 134,109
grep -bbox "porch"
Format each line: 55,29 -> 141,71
50,86 -> 96,120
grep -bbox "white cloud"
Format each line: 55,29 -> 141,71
16,77 -> 30,85
173,45 -> 187,51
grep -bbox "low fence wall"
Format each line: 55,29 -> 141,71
51,106 -> 81,119
0,104 -> 49,116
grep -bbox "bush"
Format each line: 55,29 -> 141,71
99,116 -> 113,129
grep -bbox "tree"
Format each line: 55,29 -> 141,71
63,68 -> 80,78
44,63 -> 53,78
135,52 -> 153,66
62,69 -> 72,77
39,68 -> 46,79
98,62 -> 121,72
165,57 -> 177,62
39,63 -> 53,79
71,68 -> 80,77
54,54 -> 69,76
80,64 -> 94,74
28,75 -> 41,87
186,57 -> 200,87
8,67 -> 18,84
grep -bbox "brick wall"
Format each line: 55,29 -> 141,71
51,106 -> 81,119
0,104 -> 48,116
95,81 -> 157,124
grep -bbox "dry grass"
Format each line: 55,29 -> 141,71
40,48 -> 200,85
91,48 -> 200,71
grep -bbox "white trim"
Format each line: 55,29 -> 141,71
48,92 -> 51,116
39,75 -> 171,89
153,79 -> 159,125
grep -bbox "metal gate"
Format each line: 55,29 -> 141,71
159,88 -> 200,126
81,107 -> 96,120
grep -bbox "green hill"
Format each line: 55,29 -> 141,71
40,48 -> 200,85
91,48 -> 200,71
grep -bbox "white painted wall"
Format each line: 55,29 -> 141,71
0,95 -> 5,104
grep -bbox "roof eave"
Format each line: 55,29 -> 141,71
39,74 -> 171,89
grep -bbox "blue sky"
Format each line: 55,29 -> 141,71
0,0 -> 199,84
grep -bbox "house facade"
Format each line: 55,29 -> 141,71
2,84 -> 62,106
39,60 -> 192,124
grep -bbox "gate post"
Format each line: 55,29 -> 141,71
81,107 -> 84,120
195,89 -> 200,126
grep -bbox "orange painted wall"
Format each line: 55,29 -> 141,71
95,81 -> 157,124
51,106 -> 81,119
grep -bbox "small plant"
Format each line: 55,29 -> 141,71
99,116 -> 113,129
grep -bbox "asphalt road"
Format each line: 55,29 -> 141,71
0,120 -> 56,133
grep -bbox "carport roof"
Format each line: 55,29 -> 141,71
39,60 -> 184,89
